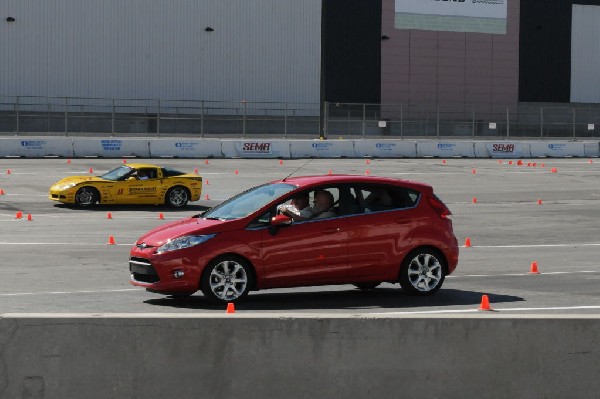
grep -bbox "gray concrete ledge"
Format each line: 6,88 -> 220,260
1,315 -> 599,398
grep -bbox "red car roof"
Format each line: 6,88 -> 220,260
271,174 -> 433,192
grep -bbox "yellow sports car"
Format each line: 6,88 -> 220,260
49,163 -> 202,207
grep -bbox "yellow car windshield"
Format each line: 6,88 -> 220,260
100,166 -> 134,181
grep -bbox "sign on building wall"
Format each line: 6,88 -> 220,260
395,0 -> 507,34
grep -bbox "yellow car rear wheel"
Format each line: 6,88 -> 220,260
166,186 -> 190,207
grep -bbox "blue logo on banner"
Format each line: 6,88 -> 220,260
437,143 -> 455,150
376,143 -> 396,150
101,140 -> 122,151
21,140 -> 47,150
312,142 -> 333,150
175,142 -> 198,150
548,144 -> 566,151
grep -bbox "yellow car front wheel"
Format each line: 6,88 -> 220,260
75,187 -> 99,207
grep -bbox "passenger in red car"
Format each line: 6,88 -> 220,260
311,190 -> 336,219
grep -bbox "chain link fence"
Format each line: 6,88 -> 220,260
2,96 -> 600,139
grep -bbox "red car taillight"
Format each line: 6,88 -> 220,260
428,194 -> 452,220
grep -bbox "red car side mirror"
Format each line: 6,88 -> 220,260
271,214 -> 292,226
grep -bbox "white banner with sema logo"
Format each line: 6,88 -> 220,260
221,140 -> 291,158
481,142 -> 526,158
0,138 -> 73,157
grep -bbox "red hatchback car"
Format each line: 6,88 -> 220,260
129,175 -> 459,303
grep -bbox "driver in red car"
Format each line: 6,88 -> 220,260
278,193 -> 312,221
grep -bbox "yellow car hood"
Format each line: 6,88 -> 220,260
51,176 -> 107,187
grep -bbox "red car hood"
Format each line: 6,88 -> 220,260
136,217 -> 233,246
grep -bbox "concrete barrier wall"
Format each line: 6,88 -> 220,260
0,315 -> 599,399
0,138 -> 73,157
1,138 -> 599,158
584,142 -> 600,157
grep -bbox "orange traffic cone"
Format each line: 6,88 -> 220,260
107,235 -> 116,245
0,189 -> 4,195
517,160 -> 523,166
89,167 -> 94,173
365,169 -> 371,175
16,211 -> 23,219
472,197 -> 477,204
471,169 -> 477,174
589,159 -> 593,164
442,159 -> 447,164
107,212 -> 113,220
234,170 -> 239,175
328,170 -> 332,175
478,295 -> 492,311
204,159 -> 210,164
498,160 -> 503,164
159,213 -> 164,220
27,214 -> 33,221
205,194 -> 210,200
123,159 -> 127,164
67,159 -> 71,164
508,160 -> 513,165
365,159 -> 371,164
194,168 -> 199,175
226,303 -> 236,313
537,199 -> 543,205
529,261 -> 540,274
279,160 -> 284,165
6,169 -> 11,175
205,179 -> 210,185
464,237 -> 472,248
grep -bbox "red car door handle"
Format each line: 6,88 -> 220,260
395,219 -> 411,225
322,227 -> 341,234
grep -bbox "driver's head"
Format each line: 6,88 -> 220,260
313,190 -> 333,211
291,193 -> 309,210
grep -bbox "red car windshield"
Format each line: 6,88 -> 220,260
203,182 -> 297,220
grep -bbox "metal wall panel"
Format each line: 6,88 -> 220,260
571,5 -> 600,103
380,0 -> 520,111
0,0 -> 321,103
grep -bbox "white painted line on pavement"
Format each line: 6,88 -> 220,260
449,270 -> 598,278
0,288 -> 139,297
372,305 -> 600,315
464,243 -> 600,249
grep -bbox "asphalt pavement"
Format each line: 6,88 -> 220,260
1,157 -> 599,314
